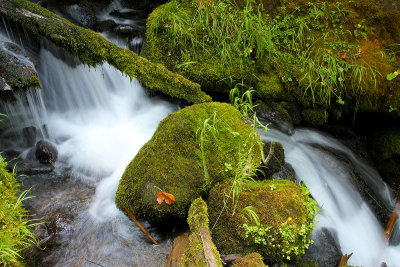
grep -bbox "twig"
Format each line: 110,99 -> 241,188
85,259 -> 105,267
339,253 -> 353,267
384,193 -> 400,242
125,208 -> 159,245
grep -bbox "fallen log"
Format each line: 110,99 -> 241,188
384,193 -> 400,242
125,208 -> 158,245
0,0 -> 212,104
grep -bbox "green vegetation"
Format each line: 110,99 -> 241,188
0,0 -> 211,104
142,0 -> 400,114
208,180 -> 319,263
232,252 -> 266,267
182,198 -> 223,267
0,156 -> 38,266
115,102 -> 262,223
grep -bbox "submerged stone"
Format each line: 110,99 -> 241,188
115,102 -> 263,223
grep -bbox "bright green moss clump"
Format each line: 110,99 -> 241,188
0,155 -> 37,266
115,102 -> 263,223
208,180 -> 318,264
0,0 -> 211,104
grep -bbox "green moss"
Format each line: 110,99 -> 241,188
115,102 -> 263,223
255,72 -> 285,101
208,180 -> 318,263
182,198 -> 223,267
301,109 -> 328,127
368,127 -> 400,162
232,253 -> 266,267
0,155 -> 37,266
0,0 -> 211,104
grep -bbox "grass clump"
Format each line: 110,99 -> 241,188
0,155 -> 38,266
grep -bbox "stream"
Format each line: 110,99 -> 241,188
1,1 -> 400,266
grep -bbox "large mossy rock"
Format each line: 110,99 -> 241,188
208,180 -> 318,264
115,102 -> 263,223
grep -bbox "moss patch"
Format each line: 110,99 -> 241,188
115,102 -> 263,223
0,0 -> 211,104
232,253 -> 266,267
208,180 -> 318,263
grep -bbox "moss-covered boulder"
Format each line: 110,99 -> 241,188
115,102 -> 263,223
0,40 -> 40,96
208,180 -> 318,264
182,198 -> 223,267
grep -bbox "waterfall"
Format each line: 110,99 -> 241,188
263,128 -> 400,266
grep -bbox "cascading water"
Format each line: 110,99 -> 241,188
263,128 -> 400,266
1,11 -> 400,267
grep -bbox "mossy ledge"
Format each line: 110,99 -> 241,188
0,0 -> 212,104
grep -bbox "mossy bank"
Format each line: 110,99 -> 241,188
0,0 -> 211,104
141,0 -> 400,118
115,102 -> 263,223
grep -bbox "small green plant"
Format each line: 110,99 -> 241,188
0,156 -> 40,265
387,70 -> 399,81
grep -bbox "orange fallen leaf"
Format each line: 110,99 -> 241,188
155,192 -> 175,205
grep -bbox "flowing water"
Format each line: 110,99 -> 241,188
263,128 -> 400,266
1,6 -> 400,266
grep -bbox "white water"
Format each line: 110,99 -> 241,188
264,128 -> 400,266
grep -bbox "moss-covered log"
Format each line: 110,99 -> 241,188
0,0 -> 212,104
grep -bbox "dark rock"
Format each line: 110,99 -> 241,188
115,25 -> 135,34
273,163 -> 296,182
301,228 -> 342,267
255,101 -> 295,135
110,9 -> 122,17
1,149 -> 21,161
221,254 -> 243,266
22,126 -> 37,147
0,41 -> 40,99
35,140 -> 58,165
95,19 -> 117,32
8,160 -> 55,175
260,141 -> 285,178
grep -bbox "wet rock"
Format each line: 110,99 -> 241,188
95,19 -> 117,32
35,140 -> 58,165
65,3 -> 97,29
22,126 -> 37,147
232,253 -> 266,267
301,228 -> 342,267
9,160 -> 54,175
115,25 -> 135,34
273,162 -> 296,182
260,141 -> 285,178
1,149 -> 21,161
165,233 -> 189,267
0,40 -> 40,100
221,254 -> 243,266
255,101 -> 295,135
110,9 -> 122,17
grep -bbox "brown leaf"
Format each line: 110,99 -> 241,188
155,192 -> 176,205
